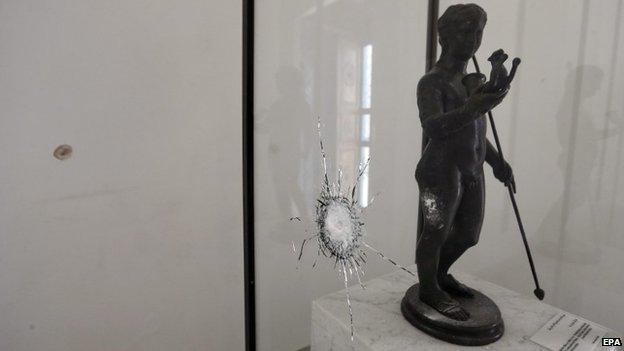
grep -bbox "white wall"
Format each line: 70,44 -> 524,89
439,0 -> 624,333
0,1 -> 244,350
254,1 -> 428,350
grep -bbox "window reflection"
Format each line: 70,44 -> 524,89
336,42 -> 372,207
361,44 -> 373,109
359,44 -> 373,207
360,114 -> 371,142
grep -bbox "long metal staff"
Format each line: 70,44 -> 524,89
472,55 -> 545,300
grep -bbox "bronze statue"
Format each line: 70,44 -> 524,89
401,4 -> 534,345
415,3 -> 513,320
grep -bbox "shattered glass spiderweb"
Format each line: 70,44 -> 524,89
291,118 -> 416,341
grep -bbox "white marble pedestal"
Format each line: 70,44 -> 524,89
311,267 -> 619,351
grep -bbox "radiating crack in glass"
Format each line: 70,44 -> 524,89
291,117 -> 416,341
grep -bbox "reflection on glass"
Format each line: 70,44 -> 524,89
359,146 -> 370,207
361,114 -> 371,142
361,44 -> 373,109
358,44 -> 373,207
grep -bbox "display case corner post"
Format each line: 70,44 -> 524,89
242,0 -> 256,350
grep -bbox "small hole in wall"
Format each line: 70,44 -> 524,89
53,144 -> 73,160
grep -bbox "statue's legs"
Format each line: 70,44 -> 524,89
438,173 -> 485,297
416,169 -> 469,321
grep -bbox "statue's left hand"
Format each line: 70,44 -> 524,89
493,160 -> 516,193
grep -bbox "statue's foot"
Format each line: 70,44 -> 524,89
439,274 -> 475,298
419,288 -> 470,321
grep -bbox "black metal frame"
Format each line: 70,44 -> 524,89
242,1 -> 439,349
242,0 -> 255,350
426,0 -> 440,72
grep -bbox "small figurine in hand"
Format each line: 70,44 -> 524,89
482,49 -> 521,93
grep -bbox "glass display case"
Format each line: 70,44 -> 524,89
252,0 -> 624,350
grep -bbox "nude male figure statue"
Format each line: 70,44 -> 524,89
415,4 -> 515,321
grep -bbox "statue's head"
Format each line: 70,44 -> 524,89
438,4 -> 487,61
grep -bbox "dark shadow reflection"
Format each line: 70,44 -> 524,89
263,66 -> 316,242
535,65 -> 620,264
536,65 -> 622,262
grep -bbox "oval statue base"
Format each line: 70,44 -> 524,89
401,283 -> 504,346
